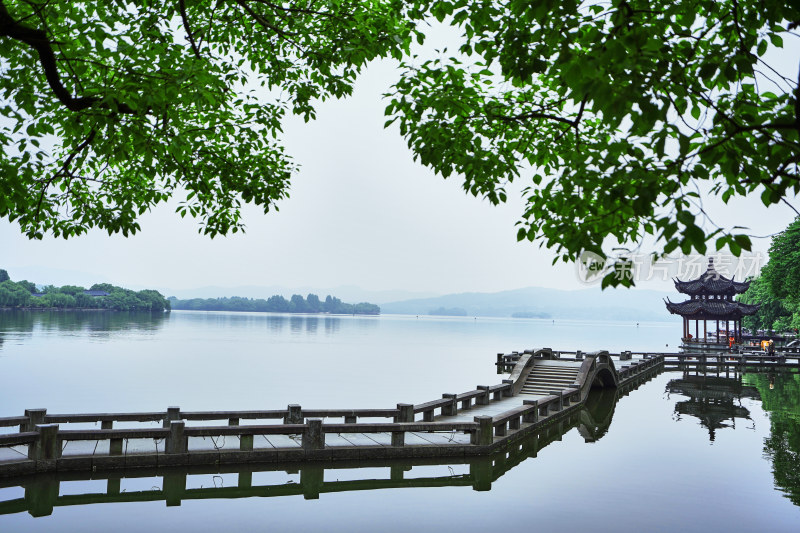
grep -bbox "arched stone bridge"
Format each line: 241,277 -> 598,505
0,349 -> 667,479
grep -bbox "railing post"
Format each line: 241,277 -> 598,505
240,434 -> 254,451
344,415 -> 357,424
301,465 -> 324,500
163,472 -> 187,507
477,386 -> 490,405
496,353 -> 504,374
522,400 -> 539,423
166,420 -> 186,454
470,457 -> 493,491
27,424 -> 60,461
101,420 -> 113,430
22,409 -> 47,433
575,350 -> 584,360
502,380 -> 514,397
562,390 -> 571,407
390,465 -> 408,480
395,403 -> 414,423
228,417 -> 239,426
163,406 -> 181,428
391,430 -> 405,447
495,420 -> 507,437
285,404 -> 303,424
471,416 -> 493,446
302,419 -> 323,451
238,471 -> 253,489
442,394 -> 458,416
110,438 -> 123,455
24,475 -> 60,517
549,392 -> 563,412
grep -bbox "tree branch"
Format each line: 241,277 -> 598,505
0,1 -> 135,114
178,0 -> 202,59
496,110 -> 578,128
34,128 -> 97,223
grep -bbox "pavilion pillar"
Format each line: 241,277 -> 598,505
704,320 -> 707,341
716,320 -> 719,343
726,320 -> 730,341
695,320 -> 699,340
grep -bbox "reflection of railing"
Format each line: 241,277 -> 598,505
0,375 -> 662,518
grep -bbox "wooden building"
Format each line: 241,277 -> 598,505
665,258 -> 759,350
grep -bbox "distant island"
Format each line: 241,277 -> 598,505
169,294 -> 380,315
0,269 -> 170,312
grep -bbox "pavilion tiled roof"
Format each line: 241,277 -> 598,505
664,298 -> 760,319
673,258 -> 750,295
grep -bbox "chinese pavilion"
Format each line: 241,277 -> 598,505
665,258 -> 760,348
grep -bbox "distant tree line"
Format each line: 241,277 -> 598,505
0,269 -> 170,312
170,294 -> 380,315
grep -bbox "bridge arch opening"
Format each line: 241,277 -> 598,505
591,368 -> 617,389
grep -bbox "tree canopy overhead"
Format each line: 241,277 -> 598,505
388,0 -> 800,285
0,0 -> 422,237
1,1 -> 799,287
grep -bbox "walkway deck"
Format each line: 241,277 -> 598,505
13,345 -> 795,478
0,349 -> 667,477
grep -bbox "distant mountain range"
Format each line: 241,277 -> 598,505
380,286 -> 676,321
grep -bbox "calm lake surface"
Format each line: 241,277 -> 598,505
1,310 -> 799,532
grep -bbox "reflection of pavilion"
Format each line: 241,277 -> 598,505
666,373 -> 761,441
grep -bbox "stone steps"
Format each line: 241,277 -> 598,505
520,364 -> 580,396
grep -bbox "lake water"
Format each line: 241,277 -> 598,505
1,310 -> 799,531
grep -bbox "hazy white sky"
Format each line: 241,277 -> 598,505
2,24 -> 798,297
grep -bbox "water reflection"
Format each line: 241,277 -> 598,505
173,311 -> 375,337
666,372 -> 760,441
0,383 -> 643,518
0,310 -> 167,338
666,370 -> 800,508
742,371 -> 800,507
